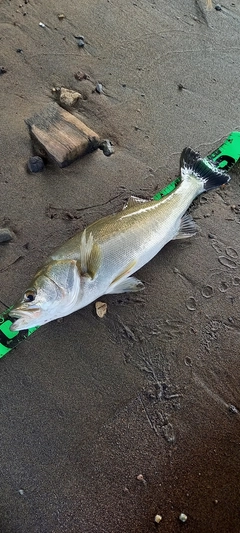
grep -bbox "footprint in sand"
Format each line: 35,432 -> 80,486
186,296 -> 197,311
233,277 -> 240,286
211,239 -> 224,254
218,281 -> 229,292
201,285 -> 214,298
218,256 -> 237,269
225,247 -> 238,259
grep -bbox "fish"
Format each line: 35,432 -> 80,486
9,147 -> 230,331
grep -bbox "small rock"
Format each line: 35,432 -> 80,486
77,38 -> 85,48
95,301 -> 107,318
58,13 -> 65,20
18,489 -> 24,496
228,404 -> 238,414
99,139 -> 114,157
95,82 -> 103,94
215,4 -> 222,10
39,22 -> 46,27
0,66 -> 7,74
154,514 -> 162,524
136,474 -> 146,484
16,48 -> 23,53
59,87 -> 82,107
179,513 -> 187,523
27,156 -> 44,173
0,228 -> 13,243
74,70 -> 88,81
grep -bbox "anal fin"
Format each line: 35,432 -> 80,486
173,213 -> 198,240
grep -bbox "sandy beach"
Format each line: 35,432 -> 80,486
0,1 -> 240,531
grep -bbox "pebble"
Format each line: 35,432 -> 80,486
0,228 -> 13,243
39,22 -> 46,27
77,38 -> 85,48
58,13 -> 65,20
16,48 -> 23,53
0,66 -> 7,74
179,513 -> 187,523
18,489 -> 24,496
96,82 -> 103,94
27,156 -> 44,173
74,70 -> 88,81
136,474 -> 146,484
228,404 -> 238,414
59,87 -> 82,107
154,514 -> 162,524
215,4 -> 222,10
99,139 -> 114,157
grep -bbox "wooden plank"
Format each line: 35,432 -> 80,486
25,102 -> 100,167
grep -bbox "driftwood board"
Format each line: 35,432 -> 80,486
26,102 -> 100,167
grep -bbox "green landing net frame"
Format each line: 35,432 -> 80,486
0,131 -> 240,358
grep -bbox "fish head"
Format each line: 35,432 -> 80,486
9,259 -> 80,331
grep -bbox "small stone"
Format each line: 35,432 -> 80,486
154,514 -> 162,524
27,156 -> 44,173
59,87 -> 82,107
136,474 -> 146,484
215,4 -> 222,10
0,66 -> 7,74
228,404 -> 238,414
77,38 -> 85,48
0,228 -> 13,243
99,139 -> 114,157
95,82 -> 103,94
95,301 -> 107,318
74,70 -> 88,81
39,22 -> 46,27
179,513 -> 187,523
16,48 -> 23,53
19,489 -> 24,496
58,13 -> 65,20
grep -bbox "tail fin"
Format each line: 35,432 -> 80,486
180,147 -> 231,192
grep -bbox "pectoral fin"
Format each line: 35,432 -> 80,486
106,276 -> 144,294
173,213 -> 198,240
77,229 -> 101,279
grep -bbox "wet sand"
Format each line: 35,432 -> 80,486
1,1 -> 240,531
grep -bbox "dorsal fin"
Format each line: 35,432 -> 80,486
78,229 -> 101,279
123,195 -> 149,210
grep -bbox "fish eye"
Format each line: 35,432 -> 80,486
24,289 -> 37,302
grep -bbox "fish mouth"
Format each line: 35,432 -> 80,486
9,308 -> 40,331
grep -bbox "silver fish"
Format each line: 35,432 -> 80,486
9,148 -> 230,331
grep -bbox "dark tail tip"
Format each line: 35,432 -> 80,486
180,147 -> 231,191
